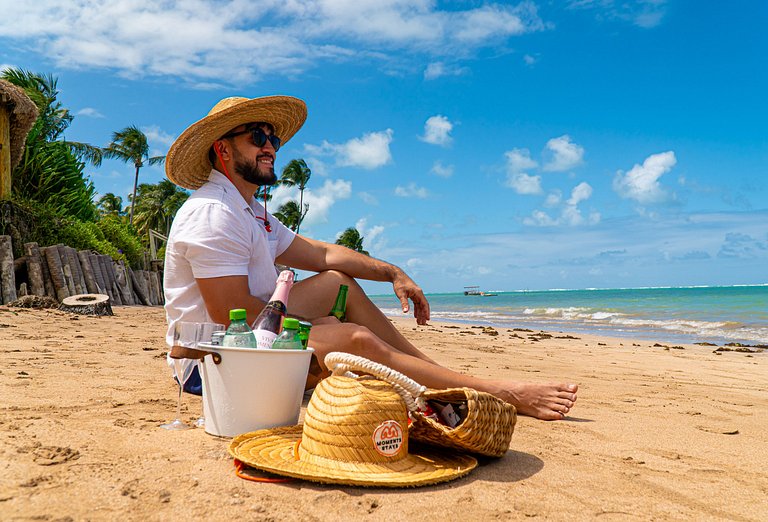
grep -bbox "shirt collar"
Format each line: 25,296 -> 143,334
206,169 -> 264,217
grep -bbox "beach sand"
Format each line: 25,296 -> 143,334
1,305 -> 766,521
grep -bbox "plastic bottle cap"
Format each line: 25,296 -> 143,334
229,308 -> 247,320
282,317 -> 300,330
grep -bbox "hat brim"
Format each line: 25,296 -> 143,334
166,95 -> 307,190
229,426 -> 478,488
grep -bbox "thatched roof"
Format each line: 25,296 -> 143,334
0,79 -> 39,170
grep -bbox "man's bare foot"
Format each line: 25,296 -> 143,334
489,381 -> 578,420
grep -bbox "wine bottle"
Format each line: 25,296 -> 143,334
328,284 -> 348,322
251,270 -> 294,349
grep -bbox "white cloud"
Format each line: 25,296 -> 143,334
523,54 -> 537,65
544,190 -> 562,207
523,210 -> 557,226
358,192 -> 379,205
525,181 -> 600,226
0,2 -> 547,84
543,135 -> 584,172
76,107 -> 104,118
305,129 -> 393,170
568,181 -> 592,205
613,151 -> 676,204
430,161 -> 454,178
273,178 -> 352,227
504,148 -> 542,194
424,62 -> 469,80
394,183 -> 429,198
420,115 -> 453,146
355,217 -> 386,252
142,125 -> 175,148
568,0 -> 668,28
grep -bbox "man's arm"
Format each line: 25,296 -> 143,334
276,234 -> 430,324
196,275 -> 267,326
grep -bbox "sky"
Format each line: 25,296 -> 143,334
1,1 -> 767,294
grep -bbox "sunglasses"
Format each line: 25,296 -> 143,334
221,125 -> 281,151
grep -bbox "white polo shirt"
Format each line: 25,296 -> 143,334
163,170 -> 295,347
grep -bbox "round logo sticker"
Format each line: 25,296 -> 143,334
372,420 -> 404,457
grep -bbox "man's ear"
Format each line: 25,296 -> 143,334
214,140 -> 229,160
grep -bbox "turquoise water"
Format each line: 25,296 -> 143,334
370,285 -> 768,346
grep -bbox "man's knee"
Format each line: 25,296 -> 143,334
348,324 -> 377,349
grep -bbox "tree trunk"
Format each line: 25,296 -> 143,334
129,267 -> 150,306
38,245 -> 56,298
23,242 -> 46,296
104,256 -> 123,306
151,270 -> 164,305
56,244 -> 77,296
0,235 -> 16,304
114,261 -> 135,305
77,250 -> 99,294
129,164 -> 140,226
65,246 -> 86,295
59,293 -> 113,316
0,109 -> 10,200
88,253 -> 107,295
95,255 -> 114,301
42,246 -> 69,302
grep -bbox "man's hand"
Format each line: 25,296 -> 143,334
392,270 -> 430,325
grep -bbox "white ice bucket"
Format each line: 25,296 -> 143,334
197,342 -> 313,438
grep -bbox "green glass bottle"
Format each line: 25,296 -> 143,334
328,284 -> 348,322
298,321 -> 312,349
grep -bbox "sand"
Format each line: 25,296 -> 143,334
1,305 -> 766,521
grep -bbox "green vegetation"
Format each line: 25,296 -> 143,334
276,159 -> 311,234
335,227 -> 369,256
103,126 -> 166,225
0,67 -> 184,267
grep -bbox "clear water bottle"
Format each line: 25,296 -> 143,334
270,318 -> 304,350
222,309 -> 257,348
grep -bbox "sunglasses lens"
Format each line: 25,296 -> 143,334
251,128 -> 281,151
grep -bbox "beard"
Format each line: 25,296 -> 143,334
233,150 -> 277,186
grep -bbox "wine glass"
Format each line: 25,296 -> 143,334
160,322 -> 199,431
194,322 -> 225,427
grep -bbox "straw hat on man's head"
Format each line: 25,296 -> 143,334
166,95 -> 306,190
229,375 -> 477,487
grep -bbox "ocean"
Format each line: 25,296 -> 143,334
370,285 -> 768,347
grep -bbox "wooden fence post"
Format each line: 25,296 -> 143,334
77,250 -> 99,294
23,242 -> 46,296
42,246 -> 69,301
0,235 -> 16,304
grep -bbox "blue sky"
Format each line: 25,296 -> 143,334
2,1 -> 766,293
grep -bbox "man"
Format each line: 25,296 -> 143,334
164,95 -> 577,420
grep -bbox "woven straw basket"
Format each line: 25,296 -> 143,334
325,353 -> 517,458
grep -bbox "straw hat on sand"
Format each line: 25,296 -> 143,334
165,95 -> 306,190
229,376 -> 478,487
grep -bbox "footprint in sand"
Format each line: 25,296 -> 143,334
32,445 -> 80,466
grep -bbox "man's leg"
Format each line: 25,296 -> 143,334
289,270 -> 438,364
308,322 -> 578,421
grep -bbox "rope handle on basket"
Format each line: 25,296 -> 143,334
324,352 -> 427,413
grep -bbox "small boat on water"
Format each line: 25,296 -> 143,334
464,286 -> 497,297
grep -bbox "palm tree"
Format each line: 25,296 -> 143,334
273,200 -> 308,232
97,193 -> 124,217
2,68 -> 103,220
279,159 -> 311,234
132,179 -> 189,238
335,227 -> 369,256
2,68 -> 104,166
103,126 -> 165,225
